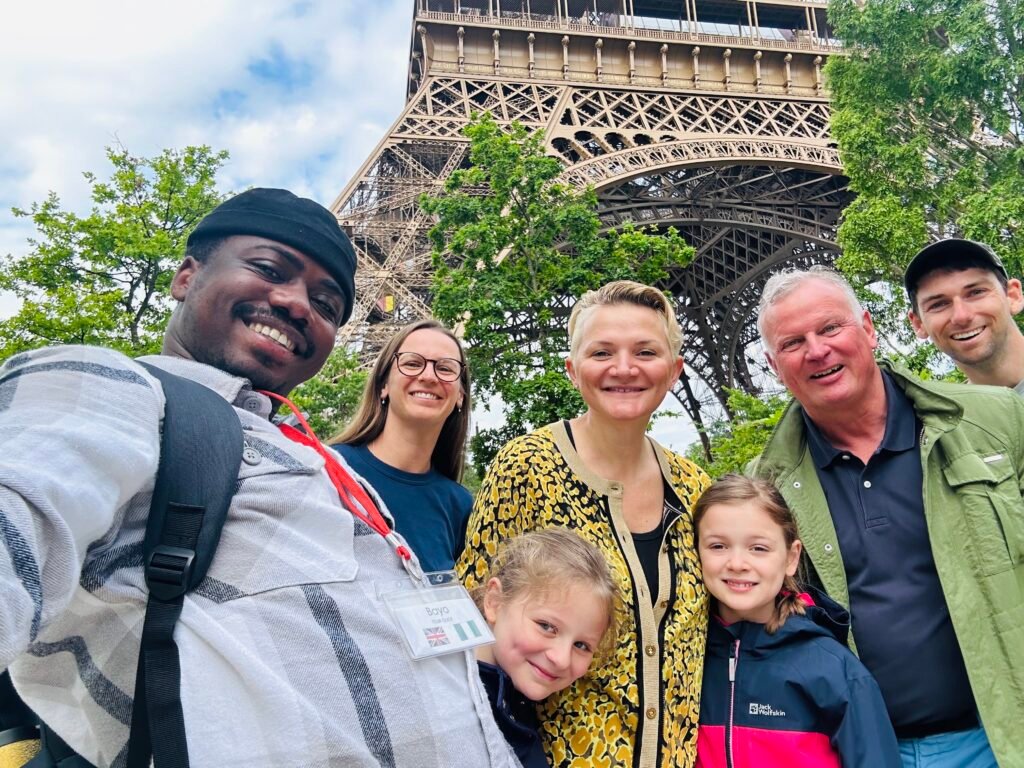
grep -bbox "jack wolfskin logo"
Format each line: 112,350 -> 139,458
748,702 -> 786,717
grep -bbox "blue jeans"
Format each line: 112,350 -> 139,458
898,726 -> 997,768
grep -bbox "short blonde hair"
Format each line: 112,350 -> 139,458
471,527 -> 621,659
567,280 -> 682,361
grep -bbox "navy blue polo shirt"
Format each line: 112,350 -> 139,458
803,373 -> 976,735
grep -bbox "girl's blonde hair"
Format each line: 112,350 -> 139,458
693,474 -> 805,634
567,280 -> 683,361
472,527 -> 621,659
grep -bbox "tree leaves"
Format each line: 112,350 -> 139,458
290,345 -> 368,439
424,114 -> 695,474
1,145 -> 228,357
826,0 -> 1024,356
686,389 -> 790,478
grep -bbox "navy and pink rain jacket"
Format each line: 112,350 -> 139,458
696,592 -> 900,768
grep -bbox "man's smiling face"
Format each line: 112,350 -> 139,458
909,267 -> 1024,377
164,235 -> 346,395
762,278 -> 880,418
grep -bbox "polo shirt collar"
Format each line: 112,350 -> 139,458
138,354 -> 273,420
802,371 -> 917,468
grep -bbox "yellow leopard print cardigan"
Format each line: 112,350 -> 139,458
457,422 -> 711,768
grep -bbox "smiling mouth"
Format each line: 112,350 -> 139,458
724,579 -> 757,591
411,391 -> 442,400
529,662 -> 558,681
951,328 -> 984,341
604,386 -> 644,393
249,322 -> 296,353
810,365 -> 842,379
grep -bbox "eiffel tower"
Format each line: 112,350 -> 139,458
331,0 -> 851,436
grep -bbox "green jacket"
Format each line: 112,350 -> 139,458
751,361 -> 1024,765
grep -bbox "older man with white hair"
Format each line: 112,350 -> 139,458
750,265 -> 1024,768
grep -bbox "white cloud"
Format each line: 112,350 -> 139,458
0,0 -> 410,254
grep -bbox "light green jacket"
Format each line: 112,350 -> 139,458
751,361 -> 1024,765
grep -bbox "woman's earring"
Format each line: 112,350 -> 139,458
456,403 -> 463,414
380,395 -> 388,408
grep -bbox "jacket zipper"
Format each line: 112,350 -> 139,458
727,638 -> 739,768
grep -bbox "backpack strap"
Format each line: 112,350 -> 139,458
126,363 -> 243,768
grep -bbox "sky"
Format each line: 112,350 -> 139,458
0,0 -> 700,452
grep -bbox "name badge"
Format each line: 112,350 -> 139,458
379,571 -> 494,660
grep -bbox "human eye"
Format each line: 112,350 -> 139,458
779,337 -> 802,352
705,541 -> 726,551
312,294 -> 343,323
820,323 -> 842,336
590,349 -> 611,359
435,358 -> 461,378
636,348 -> 658,357
397,353 -> 426,374
535,620 -> 556,634
751,544 -> 770,553
573,640 -> 594,653
251,261 -> 283,280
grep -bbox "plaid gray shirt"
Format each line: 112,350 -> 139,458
0,346 -> 518,768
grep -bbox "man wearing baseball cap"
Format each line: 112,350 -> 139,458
905,238 -> 1024,394
0,189 -> 516,767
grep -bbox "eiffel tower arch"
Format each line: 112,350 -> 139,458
332,0 -> 852,433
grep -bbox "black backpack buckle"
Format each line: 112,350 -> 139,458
145,545 -> 196,601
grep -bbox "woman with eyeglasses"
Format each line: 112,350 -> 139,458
331,319 -> 472,572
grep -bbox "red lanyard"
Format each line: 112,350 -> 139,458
259,390 -> 413,563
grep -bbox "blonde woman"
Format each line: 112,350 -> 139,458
458,281 -> 711,768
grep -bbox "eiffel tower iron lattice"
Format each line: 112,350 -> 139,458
331,0 -> 852,435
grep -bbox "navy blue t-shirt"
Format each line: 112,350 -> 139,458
803,373 -> 976,735
333,442 -> 473,573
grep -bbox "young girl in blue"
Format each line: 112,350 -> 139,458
472,528 -> 620,768
694,474 -> 900,768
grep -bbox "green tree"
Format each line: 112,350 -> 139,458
826,0 -> 1024,359
686,389 -> 790,478
0,145 -> 228,358
424,114 -> 695,475
290,345 -> 368,438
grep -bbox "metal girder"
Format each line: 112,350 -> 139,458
332,4 -> 851,436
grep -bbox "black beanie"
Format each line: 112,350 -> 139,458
186,188 -> 357,325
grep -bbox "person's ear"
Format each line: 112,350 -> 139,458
908,310 -> 929,340
1006,279 -> 1024,315
669,355 -> 684,386
482,577 -> 504,625
170,257 -> 202,301
786,539 -> 803,577
565,356 -> 578,388
861,309 -> 879,351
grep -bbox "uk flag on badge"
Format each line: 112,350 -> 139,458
424,627 -> 450,647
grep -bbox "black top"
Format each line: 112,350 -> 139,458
803,373 -> 976,734
561,421 -> 679,604
478,662 -> 549,768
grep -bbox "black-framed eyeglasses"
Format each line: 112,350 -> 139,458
393,351 -> 463,382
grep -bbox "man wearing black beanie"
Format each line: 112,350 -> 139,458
0,189 -> 518,767
164,187 -> 357,396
